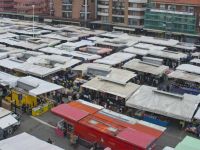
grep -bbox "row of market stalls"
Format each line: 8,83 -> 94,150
168,64 -> 200,95
0,71 -> 63,116
52,100 -> 166,150
0,17 -> 199,148
81,75 -> 200,125
123,58 -> 169,86
75,62 -> 200,126
126,85 -> 200,124
0,52 -> 81,80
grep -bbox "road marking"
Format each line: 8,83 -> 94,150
164,132 -> 183,140
30,116 -> 56,129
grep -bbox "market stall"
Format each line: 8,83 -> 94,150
168,70 -> 200,95
190,58 -> 200,66
52,100 -> 165,150
81,76 -> 140,112
123,59 -> 169,86
147,49 -> 188,68
79,46 -> 112,57
94,52 -> 135,67
176,64 -> 200,75
72,63 -> 111,77
126,85 -> 200,124
0,107 -> 20,140
39,47 -> 102,62
5,76 -> 63,116
0,132 -> 64,150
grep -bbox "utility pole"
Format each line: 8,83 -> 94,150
32,5 -> 35,38
84,0 -> 88,27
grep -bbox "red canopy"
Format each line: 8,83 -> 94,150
116,128 -> 156,149
51,104 -> 89,122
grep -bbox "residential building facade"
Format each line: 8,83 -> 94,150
0,0 -> 15,12
144,0 -> 200,35
14,0 -> 50,15
93,0 -> 147,31
53,0 -> 96,22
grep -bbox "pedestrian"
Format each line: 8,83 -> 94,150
47,138 -> 53,144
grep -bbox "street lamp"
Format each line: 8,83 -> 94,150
84,0 -> 88,27
32,5 -> 35,38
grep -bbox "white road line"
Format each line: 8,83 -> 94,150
30,116 -> 56,129
164,132 -> 183,140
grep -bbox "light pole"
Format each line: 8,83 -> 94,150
32,5 -> 35,38
84,0 -> 88,27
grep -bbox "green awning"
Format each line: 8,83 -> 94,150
175,136 -> 200,150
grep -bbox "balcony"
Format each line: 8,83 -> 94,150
98,4 -> 109,9
128,15 -> 144,19
128,7 -> 146,11
97,12 -> 109,16
128,0 -> 147,3
150,9 -> 194,16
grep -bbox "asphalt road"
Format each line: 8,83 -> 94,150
11,111 -> 198,150
13,112 -> 87,150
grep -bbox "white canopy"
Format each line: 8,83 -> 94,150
168,70 -> 200,84
192,52 -> 200,58
173,42 -> 196,51
0,39 -> 48,51
39,47 -> 102,61
140,36 -> 179,47
82,77 -> 140,99
177,64 -> 200,75
94,52 -> 135,66
190,59 -> 200,65
126,85 -> 200,121
56,40 -> 95,51
163,147 -> 174,150
39,47 -> 64,55
14,63 -> 62,78
123,47 -> 149,56
134,43 -> 166,51
100,68 -> 137,85
0,115 -> 18,130
40,33 -> 79,41
0,33 -> 18,39
0,58 -> 23,69
100,31 -> 128,38
13,54 -> 81,77
148,50 -> 187,60
0,107 -> 11,118
123,59 -> 169,76
63,51 -> 102,61
0,71 -> 20,87
0,132 -> 64,150
72,63 -> 111,74
18,76 -> 63,96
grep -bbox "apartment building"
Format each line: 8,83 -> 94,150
14,0 -> 50,15
53,0 -> 96,22
144,0 -> 200,35
0,0 -> 15,12
94,0 -> 147,31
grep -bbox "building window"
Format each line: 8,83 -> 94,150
168,5 -> 176,11
182,6 -> 186,12
112,17 -> 124,23
160,4 -> 165,10
128,18 -> 138,26
188,7 -> 194,13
